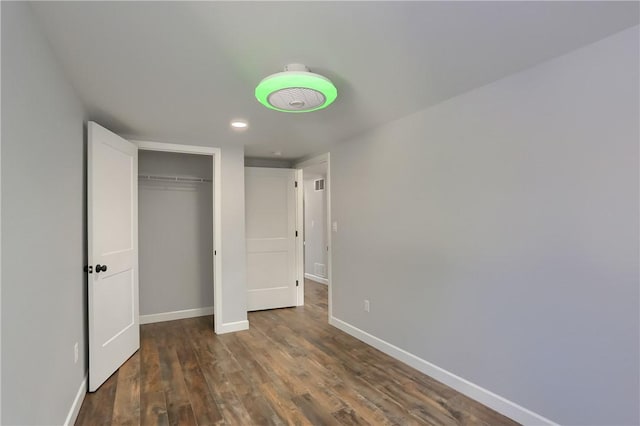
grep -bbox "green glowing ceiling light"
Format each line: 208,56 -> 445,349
255,64 -> 338,113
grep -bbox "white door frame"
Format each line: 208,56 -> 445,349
133,141 -> 223,334
295,153 -> 332,319
295,169 -> 304,306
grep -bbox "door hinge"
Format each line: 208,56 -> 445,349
296,280 -> 299,287
295,181 -> 298,188
295,230 -> 298,237
214,250 -> 217,255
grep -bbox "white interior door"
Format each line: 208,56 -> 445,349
88,122 -> 139,392
246,167 -> 298,311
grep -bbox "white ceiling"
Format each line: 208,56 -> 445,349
30,1 -> 639,160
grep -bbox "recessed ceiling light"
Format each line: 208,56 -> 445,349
272,151 -> 282,157
255,64 -> 337,113
230,119 -> 248,129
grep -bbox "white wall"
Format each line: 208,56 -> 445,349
1,2 -> 87,423
330,26 -> 639,425
139,151 -> 213,316
304,177 -> 327,279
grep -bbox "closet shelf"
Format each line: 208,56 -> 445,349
138,174 -> 211,183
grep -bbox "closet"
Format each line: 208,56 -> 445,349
138,150 -> 214,322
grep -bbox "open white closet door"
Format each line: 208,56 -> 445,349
88,122 -> 139,392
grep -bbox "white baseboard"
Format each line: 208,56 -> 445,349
329,316 -> 556,426
217,320 -> 249,334
64,375 -> 87,426
305,273 -> 328,285
140,306 -> 214,324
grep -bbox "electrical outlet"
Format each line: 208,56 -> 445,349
74,342 -> 79,364
332,221 -> 338,232
364,300 -> 370,312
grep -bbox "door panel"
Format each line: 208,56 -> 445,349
246,175 -> 290,237
93,269 -> 135,345
88,121 -> 139,392
247,250 -> 289,289
95,143 -> 134,253
245,167 -> 297,311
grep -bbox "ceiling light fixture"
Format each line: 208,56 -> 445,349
230,119 -> 248,129
255,64 -> 337,113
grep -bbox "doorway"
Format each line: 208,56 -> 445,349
302,166 -> 328,285
296,153 -> 332,320
136,141 -> 223,333
245,166 -> 304,311
138,150 -> 213,323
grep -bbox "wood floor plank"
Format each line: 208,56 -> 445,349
111,353 -> 141,426
140,323 -> 163,394
332,406 -> 372,426
74,370 -> 118,426
196,353 -> 254,425
259,380 -> 313,426
157,343 -> 196,425
291,393 -> 338,425
140,391 -> 169,426
76,280 -> 520,426
168,404 -> 198,426
186,319 -> 254,425
175,343 -> 224,425
218,332 -> 272,385
245,395 -> 286,426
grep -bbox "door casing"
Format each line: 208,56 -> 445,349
295,153 -> 332,320
134,141 -> 223,333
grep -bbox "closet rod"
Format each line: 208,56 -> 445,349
138,174 -> 212,183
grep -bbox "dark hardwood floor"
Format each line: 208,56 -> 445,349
76,280 -> 519,425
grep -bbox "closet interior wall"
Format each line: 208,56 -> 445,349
138,150 -> 214,317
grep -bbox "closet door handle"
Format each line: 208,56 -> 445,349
95,264 -> 108,273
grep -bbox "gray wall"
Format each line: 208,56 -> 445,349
330,26 -> 639,426
218,146 -> 248,324
1,2 -> 87,424
245,157 -> 293,168
139,151 -> 213,316
0,3 -> 248,421
304,177 -> 327,278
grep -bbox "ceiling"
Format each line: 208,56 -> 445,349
30,1 -> 639,160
